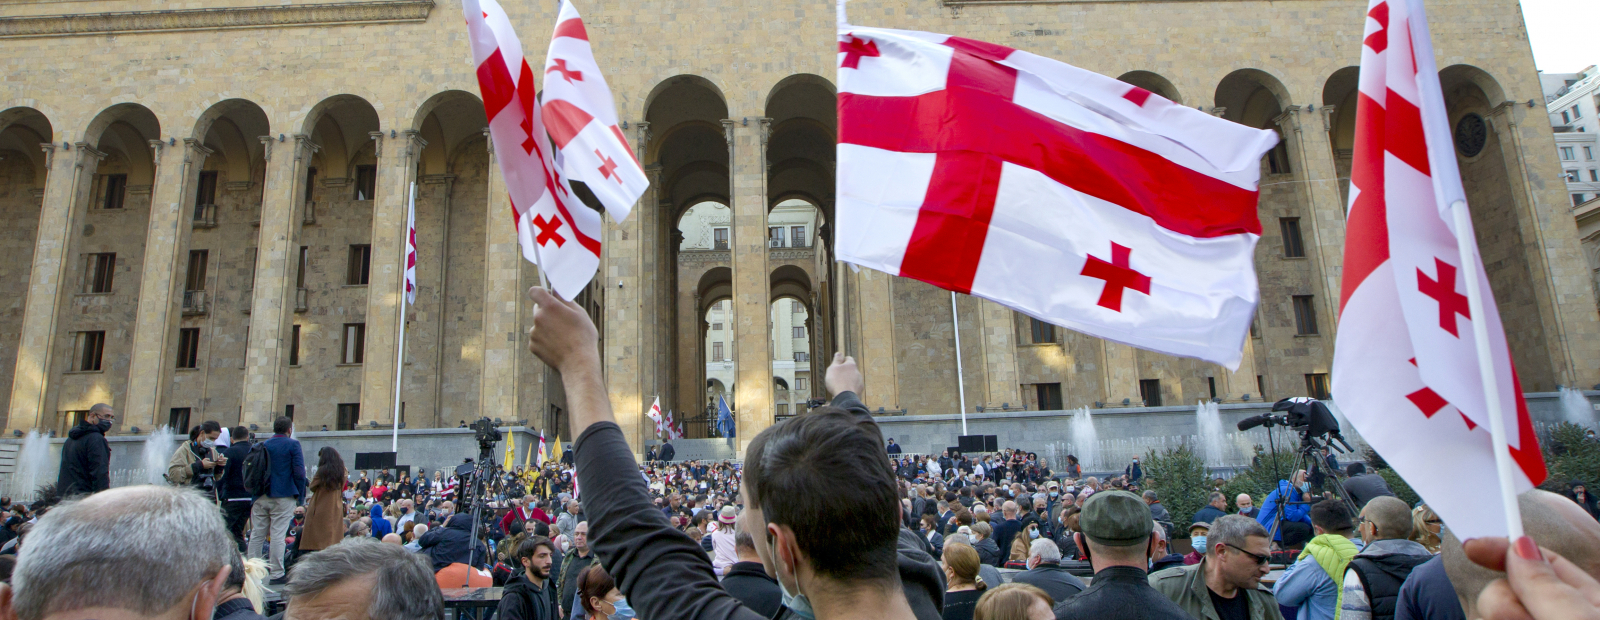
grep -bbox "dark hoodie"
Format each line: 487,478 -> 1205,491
55,421 -> 110,497
419,513 -> 490,571
497,571 -> 558,620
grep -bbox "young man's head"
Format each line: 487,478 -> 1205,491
273,416 -> 293,435
1309,499 -> 1355,537
516,536 -> 557,584
1358,496 -> 1414,545
1205,515 -> 1271,591
742,407 -> 901,596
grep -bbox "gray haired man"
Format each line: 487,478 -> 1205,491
1012,537 -> 1085,604
281,537 -> 444,620
0,485 -> 232,620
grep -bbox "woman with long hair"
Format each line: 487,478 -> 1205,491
1410,504 -> 1443,554
974,583 -> 1054,620
298,447 -> 348,553
941,542 -> 987,620
1004,523 -> 1038,569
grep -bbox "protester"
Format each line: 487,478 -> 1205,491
555,521 -> 596,620
1410,505 -> 1442,555
970,521 -> 1002,567
1566,482 -> 1599,521
280,537 -> 443,619
421,512 -> 492,573
942,542 -> 988,620
721,522 -> 782,618
249,416 -> 307,582
1126,457 -> 1143,484
1011,538 -> 1083,604
578,564 -> 634,620
1340,497 -> 1436,620
887,438 -> 903,455
218,426 -> 255,551
1257,471 -> 1314,549
1184,522 -> 1210,566
712,505 -> 739,575
168,421 -> 224,497
1049,490 -> 1189,619
974,583 -> 1054,620
1195,492 -> 1229,525
1151,514 -> 1283,620
498,536 -> 559,620
1005,523 -> 1038,569
54,403 -> 113,497
1063,455 -> 1081,480
405,524 -> 429,553
1149,521 -> 1185,573
922,513 -> 947,559
1342,464 -> 1397,510
993,502 -> 1022,567
3,486 -> 231,620
1237,494 -> 1259,519
298,446 -> 346,555
1275,499 -> 1362,620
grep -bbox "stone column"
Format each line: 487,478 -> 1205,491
6,142 -> 104,433
481,131 -> 523,428
728,117 -> 772,452
1277,106 -> 1347,334
977,300 -> 1020,409
1214,337 -> 1260,402
1100,341 -> 1142,406
854,267 -> 899,410
359,130 -> 425,427
124,138 -> 211,431
242,135 -> 316,429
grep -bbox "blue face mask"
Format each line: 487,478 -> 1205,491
607,598 -> 637,620
1191,535 -> 1207,552
779,578 -> 816,620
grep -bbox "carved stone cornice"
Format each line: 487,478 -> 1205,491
768,249 -> 816,261
678,250 -> 731,265
0,1 -> 435,39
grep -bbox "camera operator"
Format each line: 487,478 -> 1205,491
168,421 -> 225,501
1257,470 -> 1314,550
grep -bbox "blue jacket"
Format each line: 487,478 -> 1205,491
1257,480 -> 1312,540
261,435 -> 307,501
1273,538 -> 1364,620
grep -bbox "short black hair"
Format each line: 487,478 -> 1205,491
744,406 -> 899,582
231,426 -> 250,442
273,416 -> 293,434
1346,462 -> 1367,476
516,535 -> 555,561
201,420 -> 222,434
1309,499 -> 1353,532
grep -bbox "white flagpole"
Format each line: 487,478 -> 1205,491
951,291 -> 968,436
392,182 -> 416,453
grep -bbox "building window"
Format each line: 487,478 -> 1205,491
1562,111 -> 1572,124
1250,317 -> 1261,339
1576,194 -> 1588,207
712,341 -> 724,361
1574,104 -> 1584,120
289,325 -> 301,366
1139,379 -> 1162,407
711,322 -> 722,331
194,170 -> 218,215
1035,383 -> 1063,410
768,226 -> 786,248
176,328 -> 200,369
297,246 -> 309,288
1305,373 -> 1332,400
1561,146 -> 1576,161
347,245 -> 371,285
185,250 -> 209,291
337,403 -> 360,431
1208,376 -> 1218,400
1586,146 -> 1595,160
84,253 -> 115,294
791,226 -> 807,247
796,377 -> 808,391
342,323 -> 365,364
73,331 -> 105,372
1280,217 -> 1305,258
304,167 -> 318,203
1257,375 -> 1266,400
794,352 -> 809,362
1030,318 -> 1056,344
792,300 -> 802,314
713,227 -> 729,250
1292,295 -> 1319,335
792,326 -> 806,339
1568,170 -> 1583,183
96,174 -> 127,210
353,165 -> 377,200
284,404 -> 295,422
168,408 -> 191,432
1265,142 -> 1291,175
1592,170 -> 1600,182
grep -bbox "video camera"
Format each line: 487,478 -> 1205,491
469,417 -> 501,455
1236,397 -> 1355,452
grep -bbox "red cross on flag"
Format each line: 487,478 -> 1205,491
541,0 -> 647,221
836,25 -> 1278,369
645,397 -> 664,438
403,183 -> 418,306
462,0 -> 602,300
1331,0 -> 1544,539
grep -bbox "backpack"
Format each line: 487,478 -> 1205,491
243,441 -> 273,497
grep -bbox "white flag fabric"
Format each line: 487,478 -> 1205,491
537,430 -> 547,467
835,25 -> 1277,368
404,183 -> 418,306
542,0 -> 647,221
1331,0 -> 1545,539
462,0 -> 602,300
645,397 -> 664,438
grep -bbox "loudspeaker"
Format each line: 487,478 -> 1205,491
984,435 -> 998,452
957,435 -> 985,453
354,451 -> 397,470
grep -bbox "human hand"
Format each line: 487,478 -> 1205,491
526,287 -> 601,375
202,458 -> 215,468
824,352 -> 864,397
1464,536 -> 1600,620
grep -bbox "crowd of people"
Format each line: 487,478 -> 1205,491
0,286 -> 1595,620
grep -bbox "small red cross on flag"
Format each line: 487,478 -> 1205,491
532,213 -> 565,247
838,35 -> 880,69
1079,242 -> 1151,312
546,58 -> 583,83
1416,257 -> 1469,337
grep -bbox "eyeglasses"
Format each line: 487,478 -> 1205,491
1224,542 -> 1269,566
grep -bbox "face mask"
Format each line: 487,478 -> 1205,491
1029,529 -> 1041,539
96,419 -> 112,432
1297,482 -> 1310,493
605,598 -> 638,620
1191,535 -> 1207,552
778,578 -> 816,620
200,439 -> 216,449
1050,491 -> 1059,498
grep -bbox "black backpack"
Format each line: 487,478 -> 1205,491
243,441 -> 273,497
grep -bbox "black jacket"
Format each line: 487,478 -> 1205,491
420,514 -> 491,572
721,561 -> 782,618
1052,565 -> 1191,620
657,442 -> 675,462
219,440 -> 253,501
498,572 -> 559,620
214,598 -> 267,620
55,421 -> 110,496
1344,473 -> 1397,509
974,537 -> 1002,567
1012,562 -> 1086,605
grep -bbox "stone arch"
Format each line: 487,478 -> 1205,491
302,95 -> 379,181
1322,67 -> 1361,202
766,75 -> 836,228
0,107 -> 52,423
1216,69 -> 1293,175
1116,71 -> 1183,105
195,99 -> 269,188
83,102 -> 161,150
769,264 -> 815,410
414,91 -> 487,178
0,108 -> 53,186
84,103 -> 161,185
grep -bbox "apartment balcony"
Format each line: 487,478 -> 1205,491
181,290 -> 208,316
192,203 -> 217,228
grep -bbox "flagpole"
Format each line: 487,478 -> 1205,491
1450,200 -> 1524,539
951,291 -> 968,436
392,182 -> 417,454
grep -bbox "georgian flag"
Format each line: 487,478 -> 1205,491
463,0 -> 602,300
542,0 -> 647,220
1332,0 -> 1543,539
404,183 -> 418,306
835,25 -> 1277,368
537,430 -> 547,467
645,397 -> 664,438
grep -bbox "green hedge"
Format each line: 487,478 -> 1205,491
1140,444 -> 1212,529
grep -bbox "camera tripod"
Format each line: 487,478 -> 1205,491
455,431 -> 501,588
1262,422 -> 1361,547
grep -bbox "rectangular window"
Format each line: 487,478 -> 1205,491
176,328 -> 200,369
1568,170 -> 1583,183
304,167 -> 317,203
1036,383 -> 1064,411
185,250 -> 209,291
1139,379 -> 1162,407
347,245 -> 371,285
85,253 -> 115,293
713,228 -> 729,250
711,322 -> 722,331
168,408 -> 191,432
792,300 -> 802,314
1592,170 -> 1600,182
1293,295 -> 1319,335
194,171 -> 218,223
712,341 -> 724,361
1280,217 -> 1305,258
792,326 -> 805,339
337,403 -> 360,431
297,246 -> 309,288
768,226 -> 786,248
1561,146 -> 1576,160
1208,376 -> 1218,400
776,403 -> 789,416
791,226 -> 807,247
1574,104 -> 1583,119
1576,194 -> 1587,207
796,377 -> 807,391
353,165 -> 377,200
1266,142 -> 1291,175
57,410 -> 87,436
289,324 -> 301,366
284,404 -> 295,422
1563,111 -> 1572,124
1586,146 -> 1595,160
1251,317 -> 1262,339
1030,318 -> 1056,344
794,351 -> 809,362
342,323 -> 365,365
1305,373 -> 1332,400
1257,375 -> 1267,401
73,331 -> 105,372
97,173 -> 127,210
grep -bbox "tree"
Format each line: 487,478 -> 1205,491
1141,444 -> 1210,532
1541,422 -> 1599,495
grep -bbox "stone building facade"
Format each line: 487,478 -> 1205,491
0,0 -> 1596,455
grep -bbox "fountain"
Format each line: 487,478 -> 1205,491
1559,387 -> 1595,429
1069,407 -> 1100,472
1195,400 -> 1230,467
12,430 -> 51,501
140,426 -> 176,486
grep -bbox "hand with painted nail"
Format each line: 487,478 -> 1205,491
824,352 -> 864,397
1464,535 -> 1600,620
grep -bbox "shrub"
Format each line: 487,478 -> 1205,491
1540,422 -> 1600,494
1140,443 -> 1211,530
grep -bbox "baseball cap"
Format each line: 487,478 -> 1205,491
1078,490 -> 1154,547
1046,480 -> 1060,490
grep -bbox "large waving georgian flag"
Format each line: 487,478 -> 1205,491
541,0 -> 647,221
1331,0 -> 1543,539
463,0 -> 602,299
836,26 -> 1278,368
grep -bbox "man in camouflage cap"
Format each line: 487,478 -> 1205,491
1051,490 -> 1193,620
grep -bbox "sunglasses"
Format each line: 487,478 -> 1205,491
1225,542 -> 1269,566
